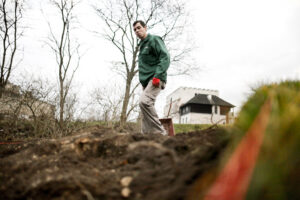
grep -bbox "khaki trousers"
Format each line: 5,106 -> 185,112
139,80 -> 166,135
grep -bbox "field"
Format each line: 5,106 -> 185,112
0,125 -> 229,200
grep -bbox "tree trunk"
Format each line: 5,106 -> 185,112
0,85 -> 4,98
59,81 -> 64,129
120,77 -> 132,127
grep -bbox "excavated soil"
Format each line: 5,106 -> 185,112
0,126 -> 229,200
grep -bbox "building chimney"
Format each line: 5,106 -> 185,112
207,94 -> 212,102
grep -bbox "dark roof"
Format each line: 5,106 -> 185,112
180,94 -> 234,108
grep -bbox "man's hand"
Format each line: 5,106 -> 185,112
152,77 -> 160,87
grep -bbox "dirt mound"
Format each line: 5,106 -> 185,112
0,126 -> 228,200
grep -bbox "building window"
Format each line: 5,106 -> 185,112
186,106 -> 190,113
181,106 -> 190,115
191,104 -> 212,114
214,105 -> 218,114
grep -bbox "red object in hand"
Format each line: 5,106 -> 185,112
152,77 -> 160,87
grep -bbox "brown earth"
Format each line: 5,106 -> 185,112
0,126 -> 229,200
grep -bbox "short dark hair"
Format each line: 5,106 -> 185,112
133,20 -> 146,27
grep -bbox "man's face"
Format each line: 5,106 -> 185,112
133,23 -> 147,40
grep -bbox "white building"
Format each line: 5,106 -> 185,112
163,87 -> 234,124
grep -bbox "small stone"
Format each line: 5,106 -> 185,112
78,138 -> 91,143
45,175 -> 52,182
70,143 -> 75,149
120,176 -> 133,187
121,187 -> 131,198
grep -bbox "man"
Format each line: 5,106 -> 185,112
133,20 -> 170,135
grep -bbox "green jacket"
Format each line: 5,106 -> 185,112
138,34 -> 170,88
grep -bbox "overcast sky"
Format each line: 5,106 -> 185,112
185,0 -> 300,112
17,0 -> 300,117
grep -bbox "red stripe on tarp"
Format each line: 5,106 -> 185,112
0,141 -> 23,144
204,98 -> 272,200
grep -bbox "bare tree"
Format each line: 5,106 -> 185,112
0,0 -> 24,98
0,75 -> 56,136
93,0 -> 197,126
45,0 -> 81,130
89,83 -> 124,127
17,75 -> 56,136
